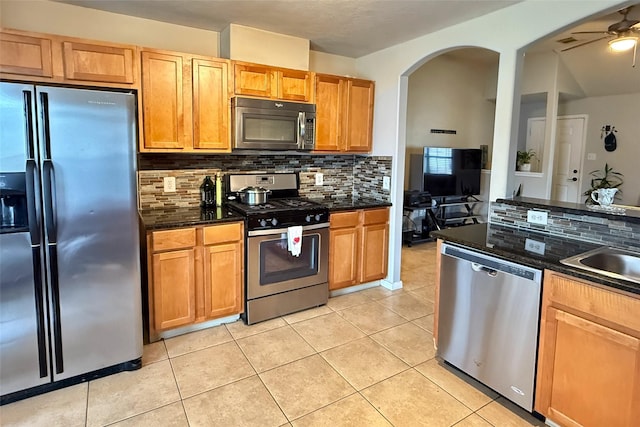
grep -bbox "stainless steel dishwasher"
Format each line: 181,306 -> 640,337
437,243 -> 542,412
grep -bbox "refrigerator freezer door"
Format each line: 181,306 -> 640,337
36,87 -> 142,381
0,83 -> 50,395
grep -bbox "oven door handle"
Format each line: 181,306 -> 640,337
248,222 -> 329,237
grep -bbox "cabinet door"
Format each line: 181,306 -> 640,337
314,74 -> 344,151
62,41 -> 135,84
203,242 -> 243,319
141,51 -> 187,149
344,79 -> 374,153
234,63 -> 272,98
0,32 -> 53,77
279,69 -> 312,102
360,222 -> 389,283
192,58 -> 230,151
152,249 -> 196,330
536,307 -> 640,427
329,227 -> 360,290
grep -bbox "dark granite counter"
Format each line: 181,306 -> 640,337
497,196 -> 640,224
319,197 -> 392,212
431,223 -> 640,296
139,206 -> 245,230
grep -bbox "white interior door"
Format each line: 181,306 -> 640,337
551,117 -> 586,202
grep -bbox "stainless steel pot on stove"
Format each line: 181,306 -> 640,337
238,186 -> 271,205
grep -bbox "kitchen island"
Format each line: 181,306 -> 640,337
430,197 -> 640,427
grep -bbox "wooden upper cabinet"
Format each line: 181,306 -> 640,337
536,271 -> 640,426
233,61 -> 313,102
344,79 -> 375,152
62,41 -> 134,83
1,29 -> 139,88
141,51 -> 186,150
0,32 -> 53,77
192,58 -> 230,150
314,74 -> 374,153
140,49 -> 230,152
278,68 -> 312,102
233,63 -> 272,98
315,74 -> 344,152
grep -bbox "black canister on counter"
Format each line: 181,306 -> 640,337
200,175 -> 216,208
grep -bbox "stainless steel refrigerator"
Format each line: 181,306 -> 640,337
0,82 -> 142,404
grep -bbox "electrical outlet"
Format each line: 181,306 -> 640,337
525,238 -> 546,255
163,176 -> 176,193
315,173 -> 323,186
382,176 -> 391,191
587,152 -> 596,161
527,210 -> 548,225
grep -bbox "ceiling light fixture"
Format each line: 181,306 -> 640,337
608,36 -> 638,52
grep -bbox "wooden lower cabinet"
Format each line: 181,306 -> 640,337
535,271 -> 640,426
147,222 -> 244,340
329,207 -> 389,291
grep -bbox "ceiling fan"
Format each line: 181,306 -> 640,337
561,6 -> 640,53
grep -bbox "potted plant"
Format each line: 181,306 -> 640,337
516,149 -> 537,172
583,163 -> 623,204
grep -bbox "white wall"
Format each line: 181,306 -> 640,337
404,51 -> 497,188
353,0 -> 625,289
0,0 -> 220,56
559,93 -> 640,206
309,51 -> 357,76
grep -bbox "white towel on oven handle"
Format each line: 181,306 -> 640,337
287,226 -> 303,257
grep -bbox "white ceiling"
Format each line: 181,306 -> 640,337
56,0 -> 639,97
56,0 -> 519,58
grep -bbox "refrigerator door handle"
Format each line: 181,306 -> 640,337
23,90 -> 36,159
24,90 -> 49,378
40,91 -> 64,374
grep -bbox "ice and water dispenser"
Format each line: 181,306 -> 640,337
0,172 -> 28,232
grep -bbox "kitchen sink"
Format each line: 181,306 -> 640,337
560,246 -> 640,284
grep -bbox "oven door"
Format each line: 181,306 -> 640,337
246,223 -> 328,299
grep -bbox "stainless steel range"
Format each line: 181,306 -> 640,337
225,173 -> 329,324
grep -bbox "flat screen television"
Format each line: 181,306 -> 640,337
419,147 -> 482,197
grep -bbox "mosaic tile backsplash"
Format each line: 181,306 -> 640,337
137,154 -> 392,210
489,201 -> 640,251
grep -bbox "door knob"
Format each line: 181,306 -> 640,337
573,169 -> 578,174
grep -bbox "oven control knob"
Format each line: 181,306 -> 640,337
314,214 -> 321,221
260,219 -> 267,227
305,215 -> 312,222
271,218 -> 278,226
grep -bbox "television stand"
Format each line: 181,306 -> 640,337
402,205 -> 440,246
433,196 -> 482,228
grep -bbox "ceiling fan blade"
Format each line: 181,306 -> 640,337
571,31 -> 610,34
561,36 -> 610,52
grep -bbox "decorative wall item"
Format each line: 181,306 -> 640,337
601,125 -> 617,152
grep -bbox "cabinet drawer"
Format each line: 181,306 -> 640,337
330,211 -> 360,228
203,222 -> 243,245
151,228 -> 196,252
362,207 -> 389,225
545,271 -> 640,333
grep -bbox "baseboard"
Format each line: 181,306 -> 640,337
381,278 -> 403,290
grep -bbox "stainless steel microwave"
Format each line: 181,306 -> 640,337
232,97 -> 316,151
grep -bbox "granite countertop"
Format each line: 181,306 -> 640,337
139,205 -> 245,230
319,197 -> 392,211
140,197 -> 391,230
431,223 -> 640,296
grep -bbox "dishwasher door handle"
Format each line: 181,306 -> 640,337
471,262 -> 498,277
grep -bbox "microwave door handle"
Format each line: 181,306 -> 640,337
298,111 -> 306,149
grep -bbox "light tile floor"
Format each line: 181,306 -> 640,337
1,242 -> 546,427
